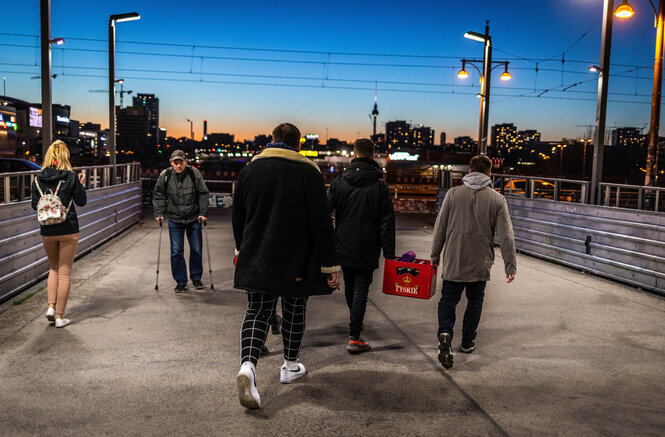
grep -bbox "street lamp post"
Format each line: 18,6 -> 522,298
463,21 -> 511,155
40,0 -> 52,158
109,12 -> 140,183
591,0 -> 615,204
591,0 -> 665,204
642,0 -> 665,187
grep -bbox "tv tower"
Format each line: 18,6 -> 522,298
371,85 -> 379,137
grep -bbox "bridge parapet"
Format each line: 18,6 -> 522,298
506,197 -> 665,295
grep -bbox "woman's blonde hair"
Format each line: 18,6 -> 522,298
43,140 -> 72,171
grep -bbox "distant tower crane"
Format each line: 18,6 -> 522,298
89,81 -> 133,108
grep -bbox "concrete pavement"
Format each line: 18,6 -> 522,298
1,209 -> 664,436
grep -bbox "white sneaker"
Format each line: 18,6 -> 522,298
55,318 -> 71,328
46,307 -> 55,322
237,363 -> 261,409
280,362 -> 307,384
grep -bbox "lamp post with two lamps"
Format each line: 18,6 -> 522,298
109,12 -> 140,182
459,21 -> 512,155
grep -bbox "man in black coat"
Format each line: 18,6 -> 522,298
232,123 -> 340,409
328,138 -> 395,353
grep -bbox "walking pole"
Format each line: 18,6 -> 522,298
155,220 -> 163,291
204,221 -> 214,289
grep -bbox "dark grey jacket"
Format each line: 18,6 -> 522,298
152,166 -> 210,224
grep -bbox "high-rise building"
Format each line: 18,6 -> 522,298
517,129 -> 541,145
386,120 -> 411,150
132,93 -> 159,147
611,127 -> 644,148
453,136 -> 477,153
207,133 -> 234,148
371,133 -> 385,151
116,105 -> 151,159
412,124 -> 434,149
253,134 -> 271,150
440,132 -> 446,148
491,123 -> 517,154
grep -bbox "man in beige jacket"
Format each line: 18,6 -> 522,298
430,155 -> 516,369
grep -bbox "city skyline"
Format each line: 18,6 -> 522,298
1,0 -> 663,142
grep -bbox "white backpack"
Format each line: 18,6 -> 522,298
35,179 -> 73,226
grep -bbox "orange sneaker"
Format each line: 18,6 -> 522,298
346,337 -> 371,354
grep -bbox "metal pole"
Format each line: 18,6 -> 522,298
477,75 -> 484,154
480,21 -> 492,155
40,0 -> 52,158
591,0 -> 614,204
109,19 -> 116,183
645,0 -> 665,187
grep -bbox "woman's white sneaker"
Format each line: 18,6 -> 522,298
55,318 -> 71,328
46,307 -> 55,322
237,362 -> 261,409
280,362 -> 306,384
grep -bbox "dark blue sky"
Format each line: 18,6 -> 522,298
1,0 -> 660,142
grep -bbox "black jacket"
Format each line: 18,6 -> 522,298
232,146 -> 339,297
31,167 -> 87,236
328,157 -> 395,270
152,165 -> 210,224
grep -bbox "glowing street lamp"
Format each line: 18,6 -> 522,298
615,0 -> 636,17
500,63 -> 511,81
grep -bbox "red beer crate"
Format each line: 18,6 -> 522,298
382,258 -> 437,299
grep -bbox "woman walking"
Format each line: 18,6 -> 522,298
31,140 -> 87,328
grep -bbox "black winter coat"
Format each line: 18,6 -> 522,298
327,157 -> 395,270
31,167 -> 87,236
232,147 -> 339,297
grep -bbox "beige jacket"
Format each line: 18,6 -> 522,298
430,172 -> 516,282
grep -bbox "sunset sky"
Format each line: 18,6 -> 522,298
1,0 -> 661,143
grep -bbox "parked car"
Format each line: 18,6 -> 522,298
0,158 -> 42,173
500,178 -> 555,198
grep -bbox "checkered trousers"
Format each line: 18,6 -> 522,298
241,291 -> 308,366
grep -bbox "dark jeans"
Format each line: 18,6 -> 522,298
437,280 -> 487,344
168,220 -> 202,285
342,266 -> 373,339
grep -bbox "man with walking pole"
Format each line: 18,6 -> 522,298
153,149 -> 210,292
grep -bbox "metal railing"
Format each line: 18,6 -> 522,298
0,162 -> 140,204
490,174 -> 665,212
492,174 -> 591,204
599,183 -> 665,211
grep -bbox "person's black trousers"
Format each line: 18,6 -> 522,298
342,266 -> 374,339
437,280 -> 487,343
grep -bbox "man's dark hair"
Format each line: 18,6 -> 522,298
272,123 -> 301,149
353,138 -> 375,158
469,155 -> 492,175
